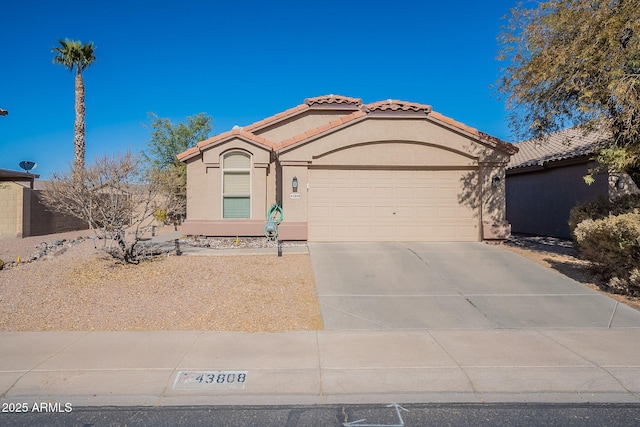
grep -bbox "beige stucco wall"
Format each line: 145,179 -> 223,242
278,116 -> 507,164
278,116 -> 511,228
0,182 -> 22,238
182,137 -> 275,236
253,109 -> 354,143
183,112 -> 513,240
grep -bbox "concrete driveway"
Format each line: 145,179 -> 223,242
309,242 -> 640,330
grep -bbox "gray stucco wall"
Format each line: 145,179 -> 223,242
506,161 -> 608,239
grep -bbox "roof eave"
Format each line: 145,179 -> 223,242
177,130 -> 275,163
426,113 -> 517,155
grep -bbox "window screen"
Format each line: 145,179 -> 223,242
222,151 -> 251,219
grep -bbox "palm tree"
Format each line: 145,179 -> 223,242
52,39 -> 96,173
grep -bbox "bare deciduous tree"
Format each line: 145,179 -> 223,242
42,151 -> 160,264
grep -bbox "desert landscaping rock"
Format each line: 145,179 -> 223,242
0,238 -> 322,332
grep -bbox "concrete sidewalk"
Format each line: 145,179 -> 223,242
1,328 -> 639,407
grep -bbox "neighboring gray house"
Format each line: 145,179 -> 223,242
506,128 -> 639,239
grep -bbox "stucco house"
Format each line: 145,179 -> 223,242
177,95 -> 518,242
506,128 -> 640,239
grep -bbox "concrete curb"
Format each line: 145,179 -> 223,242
1,329 -> 639,407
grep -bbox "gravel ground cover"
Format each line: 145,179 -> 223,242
0,230 -> 322,332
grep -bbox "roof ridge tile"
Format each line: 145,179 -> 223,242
304,94 -> 363,106
363,99 -> 432,113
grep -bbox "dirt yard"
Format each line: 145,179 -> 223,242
0,237 -> 323,332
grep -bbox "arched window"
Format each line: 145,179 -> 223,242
222,151 -> 251,218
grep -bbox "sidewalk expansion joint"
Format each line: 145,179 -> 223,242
0,330 -> 92,399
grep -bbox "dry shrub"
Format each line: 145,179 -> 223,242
573,211 -> 640,296
569,194 -> 640,235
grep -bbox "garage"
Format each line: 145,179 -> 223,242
307,168 -> 479,241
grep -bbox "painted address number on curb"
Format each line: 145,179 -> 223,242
173,371 -> 248,390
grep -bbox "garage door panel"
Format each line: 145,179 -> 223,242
394,206 -> 416,217
353,187 -> 374,198
437,207 -> 455,218
309,205 -> 331,218
374,187 -> 394,198
331,187 -> 351,199
351,225 -> 376,239
352,206 -> 373,218
308,169 -> 479,242
395,187 -> 415,199
416,187 -> 436,199
416,207 -> 437,218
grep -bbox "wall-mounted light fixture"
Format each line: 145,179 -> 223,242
615,177 -> 626,190
492,175 -> 501,187
292,176 -> 299,192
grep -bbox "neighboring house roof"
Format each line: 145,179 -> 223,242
508,128 -> 609,171
178,95 -> 518,160
0,168 -> 39,181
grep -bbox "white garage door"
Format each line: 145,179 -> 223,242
308,169 -> 479,242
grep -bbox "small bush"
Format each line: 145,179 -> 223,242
569,194 -> 640,235
153,208 -> 168,224
573,211 -> 640,296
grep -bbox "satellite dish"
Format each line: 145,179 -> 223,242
19,161 -> 37,173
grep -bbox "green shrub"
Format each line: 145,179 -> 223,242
569,194 -> 640,235
573,211 -> 640,296
153,208 -> 168,224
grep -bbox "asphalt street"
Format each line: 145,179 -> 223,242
2,403 -> 640,426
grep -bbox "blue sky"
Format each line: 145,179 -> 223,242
1,1 -> 516,179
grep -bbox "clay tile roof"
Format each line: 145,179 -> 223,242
277,110 -> 367,150
304,94 -> 363,107
242,104 -> 309,132
177,128 -> 275,161
363,99 -> 432,113
508,128 -> 609,170
428,110 -> 518,155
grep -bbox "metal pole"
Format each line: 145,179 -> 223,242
277,240 -> 282,257
175,239 -> 182,256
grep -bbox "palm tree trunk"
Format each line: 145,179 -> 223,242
74,68 -> 86,173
